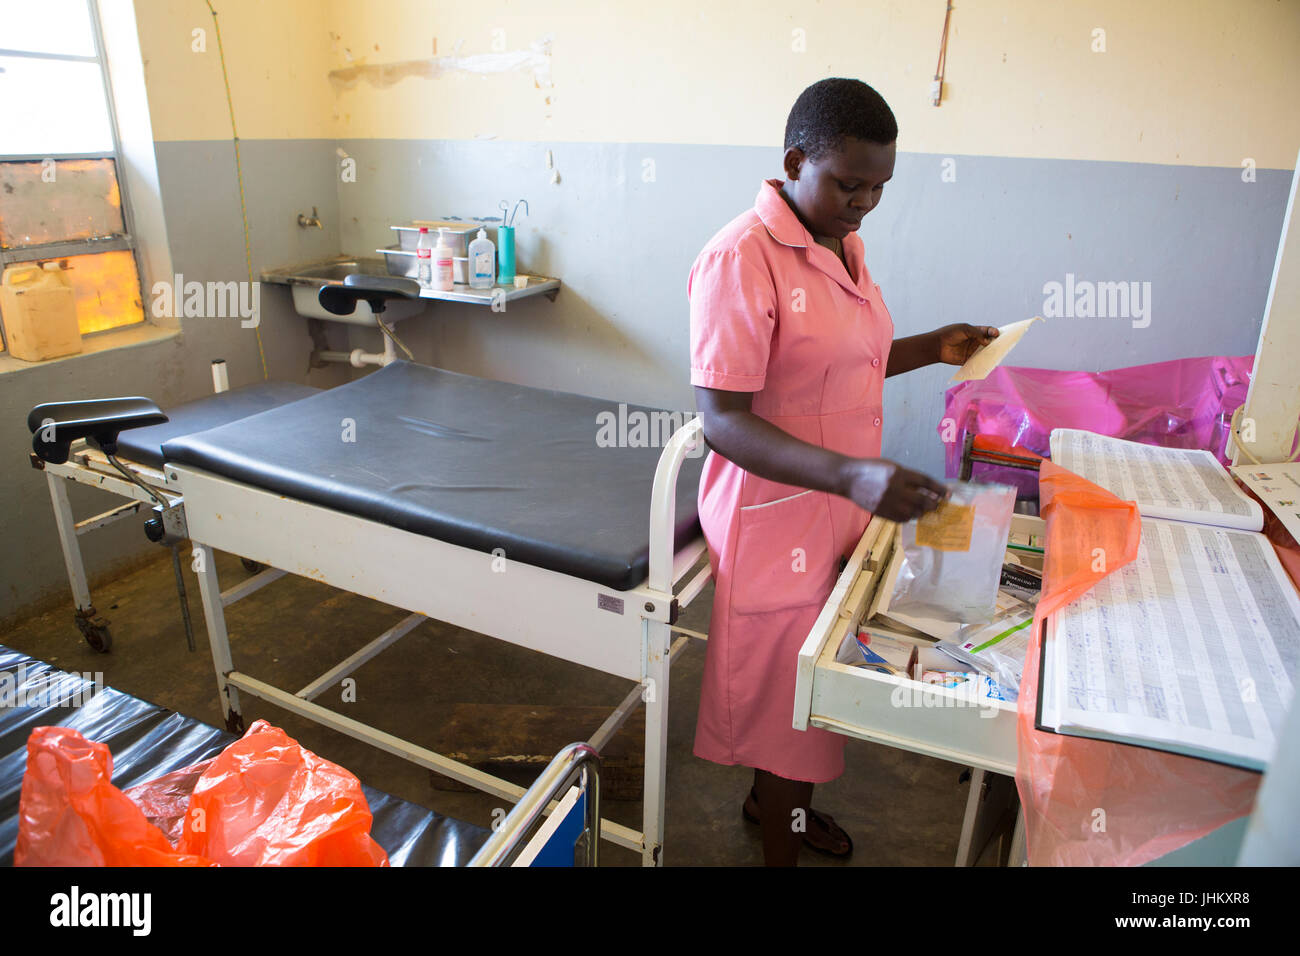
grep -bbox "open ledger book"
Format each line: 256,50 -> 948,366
1049,428 -> 1264,530
1038,429 -> 1299,770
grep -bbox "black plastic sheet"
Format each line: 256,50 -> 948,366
0,645 -> 487,866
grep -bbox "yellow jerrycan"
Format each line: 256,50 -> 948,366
0,262 -> 82,361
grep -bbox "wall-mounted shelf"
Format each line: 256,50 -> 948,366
419,277 -> 560,305
261,256 -> 561,323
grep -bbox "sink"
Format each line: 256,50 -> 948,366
262,256 -> 393,287
296,261 -> 375,282
261,256 -> 424,325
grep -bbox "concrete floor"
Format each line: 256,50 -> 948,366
4,547 -> 992,866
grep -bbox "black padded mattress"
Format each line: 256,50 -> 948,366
116,381 -> 320,469
162,362 -> 704,591
0,645 -> 488,866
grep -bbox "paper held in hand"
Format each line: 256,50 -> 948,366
949,316 -> 1043,382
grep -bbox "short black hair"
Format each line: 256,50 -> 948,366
783,78 -> 897,160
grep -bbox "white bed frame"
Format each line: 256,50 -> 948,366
36,443 -> 191,651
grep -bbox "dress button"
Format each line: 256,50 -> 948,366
871,357 -> 880,368
857,297 -> 867,305
873,417 -> 882,427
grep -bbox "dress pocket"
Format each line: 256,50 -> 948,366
730,490 -> 838,615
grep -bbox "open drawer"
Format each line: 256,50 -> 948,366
792,514 -> 1045,776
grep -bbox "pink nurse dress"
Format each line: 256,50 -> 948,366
688,178 -> 895,782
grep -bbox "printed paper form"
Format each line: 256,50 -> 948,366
1231,461 -> 1300,545
1041,518 -> 1300,769
949,316 -> 1042,382
1050,428 -> 1264,531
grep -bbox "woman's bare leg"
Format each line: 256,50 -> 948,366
752,768 -> 813,866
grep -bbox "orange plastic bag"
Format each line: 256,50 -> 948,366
17,720 -> 388,867
1014,461 -> 1261,865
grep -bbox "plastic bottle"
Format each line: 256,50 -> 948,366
434,228 -> 455,291
467,228 -> 495,289
416,227 -> 433,288
497,226 -> 516,285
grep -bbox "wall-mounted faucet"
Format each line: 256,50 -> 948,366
297,206 -> 323,229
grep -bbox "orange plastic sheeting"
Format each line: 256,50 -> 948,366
1015,461 -> 1261,865
15,726 -> 211,866
971,433 -> 1044,463
17,721 -> 388,867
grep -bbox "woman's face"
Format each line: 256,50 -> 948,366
782,137 -> 896,240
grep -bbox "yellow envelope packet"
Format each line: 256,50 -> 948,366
916,501 -> 974,552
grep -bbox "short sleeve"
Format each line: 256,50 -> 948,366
688,248 -> 777,392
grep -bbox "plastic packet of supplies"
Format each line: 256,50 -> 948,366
888,481 -> 1017,624
934,593 -> 1036,700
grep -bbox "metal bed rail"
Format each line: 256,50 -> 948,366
648,417 -> 706,594
469,742 -> 602,867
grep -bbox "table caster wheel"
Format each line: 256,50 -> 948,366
75,612 -> 113,653
240,557 -> 264,574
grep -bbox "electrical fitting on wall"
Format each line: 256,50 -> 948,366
931,0 -> 953,106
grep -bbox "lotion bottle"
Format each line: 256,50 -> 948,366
434,228 -> 455,291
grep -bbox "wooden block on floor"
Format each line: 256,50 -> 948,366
428,703 -> 646,801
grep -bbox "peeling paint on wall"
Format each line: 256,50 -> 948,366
329,36 -> 553,93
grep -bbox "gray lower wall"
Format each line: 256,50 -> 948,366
1,135 -> 1291,623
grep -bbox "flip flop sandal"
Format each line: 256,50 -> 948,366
742,786 -> 854,859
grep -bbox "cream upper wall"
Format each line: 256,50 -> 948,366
132,0 -> 336,141
135,0 -> 1300,168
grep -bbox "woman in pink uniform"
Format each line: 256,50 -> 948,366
689,78 -> 998,866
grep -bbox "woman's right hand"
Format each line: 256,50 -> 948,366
693,387 -> 949,521
840,459 -> 948,522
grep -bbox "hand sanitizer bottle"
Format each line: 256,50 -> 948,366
467,228 -> 495,289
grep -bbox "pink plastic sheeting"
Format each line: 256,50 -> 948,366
942,356 -> 1254,496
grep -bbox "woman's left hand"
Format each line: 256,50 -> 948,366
933,324 -> 999,365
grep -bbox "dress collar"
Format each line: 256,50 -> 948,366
755,178 -> 809,248
756,178 -> 867,295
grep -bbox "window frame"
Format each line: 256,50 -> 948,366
0,0 -> 146,344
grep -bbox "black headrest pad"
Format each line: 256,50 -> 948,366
318,275 -> 422,316
28,397 -> 167,464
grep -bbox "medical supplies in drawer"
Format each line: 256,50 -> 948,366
793,515 -> 1045,776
